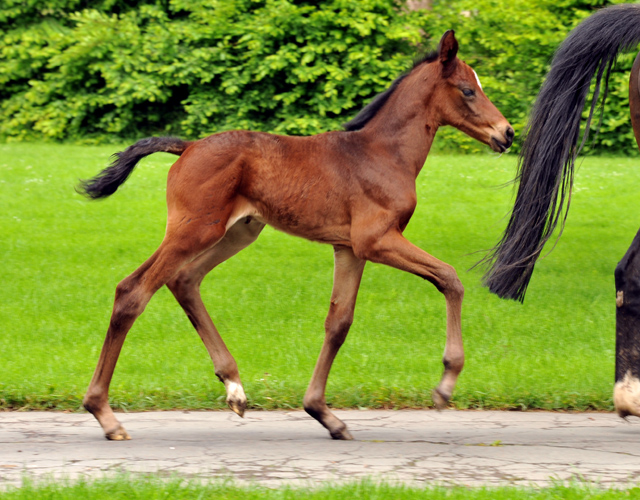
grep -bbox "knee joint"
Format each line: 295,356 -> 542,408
440,267 -> 464,299
325,312 -> 353,348
112,280 -> 145,325
443,354 -> 465,374
167,274 -> 199,298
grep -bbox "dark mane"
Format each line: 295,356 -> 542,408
343,50 -> 439,132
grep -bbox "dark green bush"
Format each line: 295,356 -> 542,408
1,0 -> 638,154
0,0 -> 424,141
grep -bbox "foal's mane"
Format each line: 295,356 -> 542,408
343,50 -> 439,131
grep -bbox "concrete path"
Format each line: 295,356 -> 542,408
2,410 -> 640,489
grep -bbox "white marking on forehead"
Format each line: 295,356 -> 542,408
473,70 -> 483,90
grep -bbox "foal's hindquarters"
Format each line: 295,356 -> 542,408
82,140 -> 266,440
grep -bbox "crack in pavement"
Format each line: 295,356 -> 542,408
1,410 -> 640,489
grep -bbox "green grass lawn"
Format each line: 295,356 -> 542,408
3,478 -> 640,500
1,143 -> 638,412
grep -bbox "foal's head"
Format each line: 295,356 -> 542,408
422,31 -> 514,153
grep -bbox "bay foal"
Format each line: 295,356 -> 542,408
80,31 -> 513,440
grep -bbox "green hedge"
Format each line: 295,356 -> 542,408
0,0 -> 424,141
1,0 -> 638,153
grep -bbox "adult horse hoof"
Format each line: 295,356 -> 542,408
614,372 -> 640,419
330,426 -> 353,440
432,388 -> 450,410
105,425 -> 131,441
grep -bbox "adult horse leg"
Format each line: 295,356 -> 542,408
83,221 -> 229,440
355,230 -> 464,410
303,246 -> 365,440
613,51 -> 640,418
166,217 -> 265,417
614,229 -> 640,418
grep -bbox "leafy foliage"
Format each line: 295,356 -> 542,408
0,0 -> 424,141
1,0 -> 639,153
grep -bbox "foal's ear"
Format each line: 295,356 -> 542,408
438,30 -> 458,76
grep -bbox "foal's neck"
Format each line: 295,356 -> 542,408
362,68 -> 441,178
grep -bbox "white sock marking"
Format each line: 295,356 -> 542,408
614,371 -> 640,417
225,381 -> 246,401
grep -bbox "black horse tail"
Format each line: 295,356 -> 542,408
77,136 -> 191,199
481,4 -> 640,302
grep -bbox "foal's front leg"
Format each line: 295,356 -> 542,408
304,246 -> 365,440
355,230 -> 465,409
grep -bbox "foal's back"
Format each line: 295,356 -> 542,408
166,129 -> 382,245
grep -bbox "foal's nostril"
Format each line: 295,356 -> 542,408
505,126 -> 515,146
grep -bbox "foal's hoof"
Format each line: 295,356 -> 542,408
432,388 -> 450,410
105,425 -> 131,441
227,398 -> 246,418
330,426 -> 353,441
225,382 -> 247,417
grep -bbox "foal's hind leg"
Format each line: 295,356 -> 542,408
83,223 -> 228,440
166,217 -> 265,417
303,246 -> 365,440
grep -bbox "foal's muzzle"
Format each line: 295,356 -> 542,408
491,126 -> 514,153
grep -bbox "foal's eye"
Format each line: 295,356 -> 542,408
462,88 -> 475,97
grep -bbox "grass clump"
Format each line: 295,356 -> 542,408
3,477 -> 640,500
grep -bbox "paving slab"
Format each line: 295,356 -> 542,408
2,410 -> 640,488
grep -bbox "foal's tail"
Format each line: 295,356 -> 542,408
480,4 -> 640,302
77,136 -> 191,199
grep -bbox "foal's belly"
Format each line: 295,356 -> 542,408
226,194 -> 352,247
